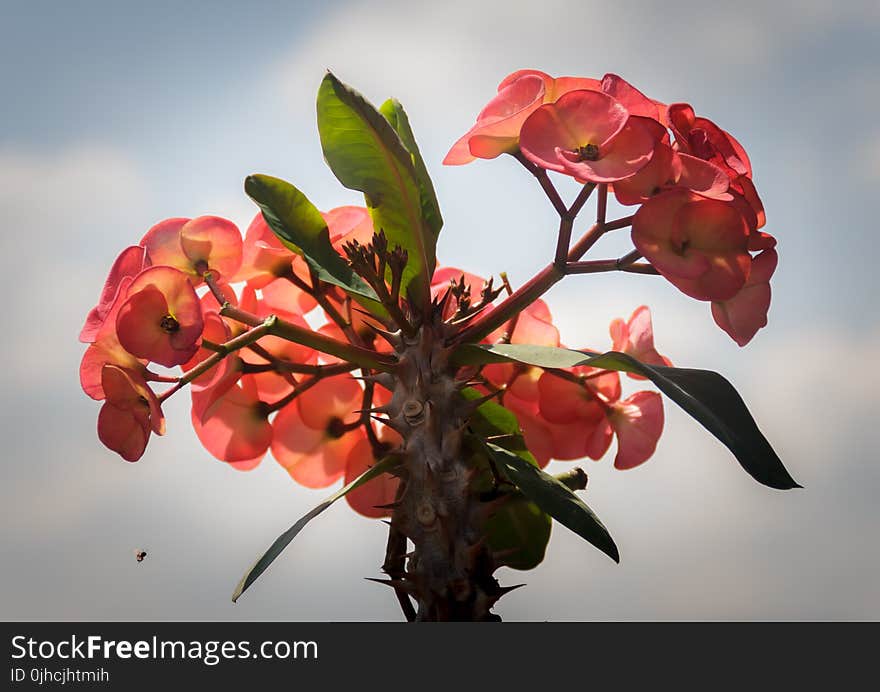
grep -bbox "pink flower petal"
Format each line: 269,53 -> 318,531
180,215 -> 243,279
600,74 -> 665,121
520,89 -> 628,174
444,74 -> 546,164
297,375 -> 362,431
140,218 -> 189,271
192,377 -> 271,464
609,391 -> 664,470
609,305 -> 672,379
559,115 -> 656,183
711,248 -> 777,346
344,435 -> 400,518
80,245 -> 148,342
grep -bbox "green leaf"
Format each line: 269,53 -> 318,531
486,494 -> 552,571
317,73 -> 435,307
455,343 -> 799,490
466,444 -> 551,571
460,387 -> 536,465
244,174 -> 387,316
484,442 -> 619,563
379,98 -> 443,240
232,455 -> 401,603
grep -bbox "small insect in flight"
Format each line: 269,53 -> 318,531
135,549 -> 147,563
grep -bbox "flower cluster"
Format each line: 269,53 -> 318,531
439,269 -> 668,470
447,69 -> 776,345
79,208 -> 401,517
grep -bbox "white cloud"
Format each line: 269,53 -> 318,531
0,145 -> 151,386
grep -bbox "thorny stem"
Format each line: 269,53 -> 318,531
383,480 -> 416,622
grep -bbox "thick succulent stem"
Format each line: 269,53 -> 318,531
383,322 -> 503,621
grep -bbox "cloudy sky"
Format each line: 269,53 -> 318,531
1,0 -> 878,620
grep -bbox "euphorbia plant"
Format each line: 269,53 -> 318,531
80,69 -> 797,621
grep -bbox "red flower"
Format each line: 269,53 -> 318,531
519,90 -> 657,183
632,189 -> 751,301
80,275 -> 150,400
271,375 -> 366,488
97,365 -> 165,462
115,266 -> 204,367
711,248 -> 777,346
140,216 -> 243,281
606,391 -> 664,470
191,375 -> 272,468
668,103 -> 751,180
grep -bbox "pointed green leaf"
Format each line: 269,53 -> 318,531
317,73 -> 434,307
484,442 -> 619,563
244,174 -> 387,316
379,98 -> 443,239
454,343 -> 799,490
232,455 -> 401,602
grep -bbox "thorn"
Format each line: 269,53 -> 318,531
380,520 -> 392,526
365,577 -> 417,594
361,320 -> 403,346
434,288 -> 453,315
497,583 -> 527,597
373,501 -> 402,510
455,379 -> 486,389
371,413 -> 405,432
354,405 -> 393,415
